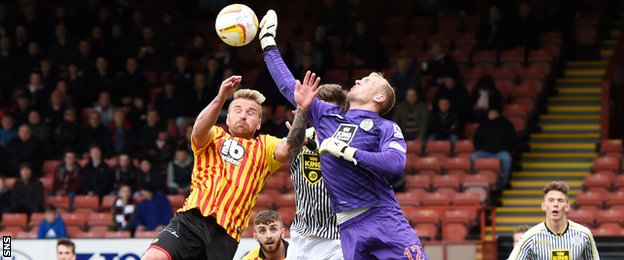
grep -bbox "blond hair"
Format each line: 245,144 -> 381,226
233,89 -> 266,104
371,72 -> 396,115
318,84 -> 347,107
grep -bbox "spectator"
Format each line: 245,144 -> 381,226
79,111 -> 109,155
51,109 -> 80,158
170,55 -> 194,95
422,44 -> 460,86
432,75 -> 470,132
293,41 -> 323,78
82,145 -> 113,197
52,150 -> 82,202
135,26 -> 164,71
471,109 -> 516,189
115,57 -> 149,104
348,20 -> 385,69
167,148 -> 193,195
135,158 -> 163,193
93,91 -> 115,126
390,58 -> 420,102
188,35 -> 208,65
190,73 -> 216,115
393,88 -> 429,141
113,153 -> 138,191
22,71 -> 48,111
145,131 -> 175,177
107,109 -> 134,155
132,183 -> 172,232
154,82 -> 185,122
37,206 -> 68,239
19,42 -> 42,82
49,23 -> 77,67
514,3 -> 540,50
428,97 -> 460,144
27,110 -> 50,147
10,163 -> 44,214
108,24 -> 131,73
113,184 -> 135,231
87,56 -> 115,104
75,40 -> 95,73
126,96 -> 147,129
43,90 -> 67,130
11,94 -> 31,126
0,114 -> 16,147
0,176 -> 10,213
476,4 -> 509,51
39,59 -> 59,91
312,25 -> 334,69
6,124 -> 43,177
513,225 -> 531,246
470,75 -> 503,124
56,238 -> 76,260
66,63 -> 89,110
138,110 -> 165,154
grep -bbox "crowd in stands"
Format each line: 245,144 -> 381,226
0,0 -> 594,239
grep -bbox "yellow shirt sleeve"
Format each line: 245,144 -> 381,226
242,248 -> 261,260
263,134 -> 285,174
191,126 -> 225,154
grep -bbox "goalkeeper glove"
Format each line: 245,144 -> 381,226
304,128 -> 318,151
319,138 -> 358,165
259,10 -> 278,51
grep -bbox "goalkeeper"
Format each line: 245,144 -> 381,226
259,10 -> 428,260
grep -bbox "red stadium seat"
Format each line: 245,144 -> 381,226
47,195 -> 71,211
100,195 -> 117,211
605,191 -> 624,209
432,175 -> 462,193
405,153 -> 421,174
396,192 -> 422,207
405,174 -> 431,193
73,195 -> 100,211
584,172 -> 615,193
104,231 -> 131,238
443,209 -> 471,241
444,157 -> 471,176
4,177 -> 16,190
592,226 -> 621,237
600,140 -> 622,157
615,175 -> 624,191
278,207 -> 296,227
255,192 -> 276,210
40,177 -> 54,191
167,195 -> 186,211
87,212 -> 113,228
66,226 -> 83,238
472,51 -> 497,67
422,192 -> 451,206
596,209 -> 623,228
1,226 -> 23,237
29,212 -> 46,227
508,117 -> 527,136
575,191 -> 604,210
16,231 -> 37,239
452,192 -> 481,206
453,140 -> 475,158
406,140 -> 423,156
405,208 -> 440,240
473,158 -> 500,174
503,104 -> 529,121
425,140 -> 452,159
567,208 -> 596,227
1,213 -> 28,227
463,174 -> 492,203
60,212 -> 87,228
42,160 -> 61,176
275,193 -> 296,209
463,123 -> 479,140
414,157 -> 442,177
500,49 -> 525,68
592,157 -> 620,173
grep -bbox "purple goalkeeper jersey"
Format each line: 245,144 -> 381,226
264,48 -> 407,213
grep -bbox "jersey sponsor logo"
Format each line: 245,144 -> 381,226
221,139 -> 245,166
551,249 -> 570,260
332,124 -> 358,144
392,124 -> 404,139
301,153 -> 322,184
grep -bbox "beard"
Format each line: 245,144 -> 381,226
260,238 -> 282,254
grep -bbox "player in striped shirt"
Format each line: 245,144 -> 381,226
260,11 -> 428,260
143,75 -> 319,260
287,84 -> 346,260
508,181 -> 600,260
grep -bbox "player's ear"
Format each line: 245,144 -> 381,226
253,231 -> 258,241
540,201 -> 547,211
373,94 -> 386,104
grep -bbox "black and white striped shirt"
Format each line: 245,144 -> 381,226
508,220 -> 600,260
289,144 -> 340,240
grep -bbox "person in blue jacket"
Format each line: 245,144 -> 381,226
132,183 -> 172,232
38,206 -> 68,239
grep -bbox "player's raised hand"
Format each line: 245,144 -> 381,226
218,75 -> 242,98
259,10 -> 278,50
294,71 -> 320,111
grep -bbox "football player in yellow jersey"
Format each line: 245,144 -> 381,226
243,210 -> 289,260
143,74 -> 320,260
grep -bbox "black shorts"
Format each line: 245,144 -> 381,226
149,209 -> 238,260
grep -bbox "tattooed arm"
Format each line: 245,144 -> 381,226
273,73 -> 320,162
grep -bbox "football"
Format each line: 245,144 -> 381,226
214,4 -> 259,47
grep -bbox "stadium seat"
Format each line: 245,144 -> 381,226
167,195 -> 186,211
442,209 -> 471,241
278,207 -> 296,227
453,140 -> 475,158
75,231 -> 103,238
396,192 -> 422,207
463,123 -> 479,140
596,209 -> 623,229
432,175 -> 462,193
495,80 -> 514,101
405,174 -> 431,193
42,160 -> 61,176
592,226 -> 621,237
60,212 -> 86,228
254,192 -> 275,210
72,195 -> 100,211
503,104 -> 528,121
405,153 -> 421,174
599,140 -> 622,158
422,192 -> 451,206
567,208 -> 596,227
444,157 -> 471,176
40,177 -> 54,191
508,117 -> 527,136
425,140 -> 452,159
592,157 -> 620,173
406,140 -> 423,155
528,49 -> 554,64
472,51 -> 497,68
584,172 -> 615,193
452,192 -> 481,206
500,49 -> 525,69
575,191 -> 604,210
414,157 -> 442,177
275,193 -> 296,209
16,231 -> 37,239
29,212 -> 46,227
405,208 -> 440,240
47,195 -> 71,211
87,212 -> 113,228
462,174 -> 492,203
492,67 -> 518,82
615,175 -> 624,191
66,226 -> 83,238
104,231 -> 131,238
135,230 -> 160,238
1,213 -> 28,228
100,195 -> 117,211
0,226 -> 23,237
4,177 -> 16,190
264,173 -> 286,193
605,191 -> 624,209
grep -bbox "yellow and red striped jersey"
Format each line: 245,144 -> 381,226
179,126 -> 283,241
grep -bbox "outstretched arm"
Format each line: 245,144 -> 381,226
274,73 -> 320,162
191,75 -> 241,148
